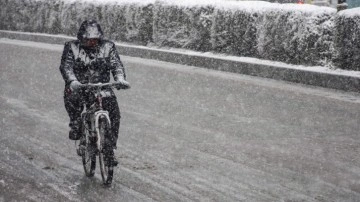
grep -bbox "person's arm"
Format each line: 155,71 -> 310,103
109,42 -> 127,82
59,42 -> 77,85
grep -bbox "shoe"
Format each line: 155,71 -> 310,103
111,144 -> 118,166
104,150 -> 118,167
112,156 -> 119,167
69,120 -> 81,140
69,128 -> 81,140
76,144 -> 85,156
76,138 -> 86,156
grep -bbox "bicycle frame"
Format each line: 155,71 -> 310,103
78,82 -> 128,185
82,84 -> 113,151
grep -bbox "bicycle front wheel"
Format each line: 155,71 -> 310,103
81,120 -> 96,177
98,117 -> 114,185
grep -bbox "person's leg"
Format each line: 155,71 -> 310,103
102,95 -> 121,166
64,87 -> 84,140
102,96 -> 121,149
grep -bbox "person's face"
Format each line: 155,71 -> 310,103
83,38 -> 99,49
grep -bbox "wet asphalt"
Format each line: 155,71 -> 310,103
1,40 -> 360,201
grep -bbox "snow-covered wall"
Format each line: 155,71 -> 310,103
1,0 -> 358,69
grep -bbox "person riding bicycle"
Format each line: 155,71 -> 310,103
59,20 -> 130,166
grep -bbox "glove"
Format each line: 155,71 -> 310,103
115,79 -> 130,90
69,80 -> 82,92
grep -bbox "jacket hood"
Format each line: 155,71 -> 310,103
77,20 -> 104,41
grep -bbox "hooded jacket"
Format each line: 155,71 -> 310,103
60,20 -> 126,85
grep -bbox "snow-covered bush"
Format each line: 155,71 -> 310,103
94,1 -> 154,44
153,0 -> 214,51
1,0 -> 359,69
210,3 -> 265,57
61,0 -> 154,45
123,3 -> 154,44
256,5 -> 336,66
335,8 -> 360,71
0,0 -> 154,45
0,0 -> 44,32
152,1 -> 337,66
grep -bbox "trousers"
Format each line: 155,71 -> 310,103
63,87 -> 121,148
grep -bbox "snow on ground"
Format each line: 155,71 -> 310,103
2,38 -> 360,201
147,46 -> 360,78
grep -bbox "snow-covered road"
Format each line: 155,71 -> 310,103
1,39 -> 360,201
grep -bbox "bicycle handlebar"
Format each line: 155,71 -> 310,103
79,82 -> 130,89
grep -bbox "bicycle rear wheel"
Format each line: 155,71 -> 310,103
81,120 -> 96,177
98,117 -> 114,185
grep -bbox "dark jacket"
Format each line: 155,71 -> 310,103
60,20 -> 126,85
59,40 -> 126,85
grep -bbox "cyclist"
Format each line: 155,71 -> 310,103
59,20 -> 130,166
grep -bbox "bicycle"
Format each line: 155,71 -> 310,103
75,82 -> 128,185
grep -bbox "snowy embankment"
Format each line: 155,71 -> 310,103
0,0 -> 359,70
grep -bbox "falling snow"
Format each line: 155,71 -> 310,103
1,0 -> 360,201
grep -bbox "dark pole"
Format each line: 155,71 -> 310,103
337,0 -> 348,12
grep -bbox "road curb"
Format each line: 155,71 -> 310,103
1,30 -> 359,93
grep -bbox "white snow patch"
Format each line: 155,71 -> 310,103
62,0 -> 155,5
338,7 -> 360,18
53,0 -> 337,13
156,0 -> 335,13
0,179 -> 5,186
218,2 -> 335,13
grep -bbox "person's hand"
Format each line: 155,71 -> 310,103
115,79 -> 130,90
69,80 -> 82,92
